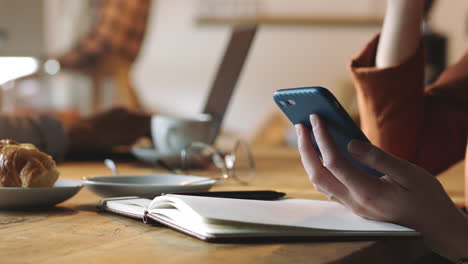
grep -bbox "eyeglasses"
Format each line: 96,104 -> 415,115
180,139 -> 256,185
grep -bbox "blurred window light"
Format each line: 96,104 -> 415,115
0,57 -> 39,85
44,59 -> 60,75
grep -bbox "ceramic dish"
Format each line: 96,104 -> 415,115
130,146 -> 181,165
82,174 -> 216,198
0,179 -> 83,209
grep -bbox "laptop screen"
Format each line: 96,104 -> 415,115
202,25 -> 257,144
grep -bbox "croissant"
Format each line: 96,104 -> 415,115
0,139 -> 59,187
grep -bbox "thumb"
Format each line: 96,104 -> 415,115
347,140 -> 416,186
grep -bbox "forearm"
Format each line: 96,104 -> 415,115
427,208 -> 468,262
65,107 -> 151,154
0,114 -> 68,160
376,0 -> 425,68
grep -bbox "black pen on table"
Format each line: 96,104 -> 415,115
163,190 -> 286,200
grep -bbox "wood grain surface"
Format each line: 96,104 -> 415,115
0,148 -> 463,264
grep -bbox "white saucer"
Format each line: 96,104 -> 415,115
82,174 -> 216,198
130,146 -> 181,165
0,179 -> 83,209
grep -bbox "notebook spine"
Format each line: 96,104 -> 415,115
105,207 -> 145,220
97,196 -> 140,211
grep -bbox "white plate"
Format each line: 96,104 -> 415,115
83,174 -> 216,198
130,146 -> 181,165
0,179 -> 83,209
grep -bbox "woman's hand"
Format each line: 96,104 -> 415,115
65,107 -> 151,153
295,114 -> 468,261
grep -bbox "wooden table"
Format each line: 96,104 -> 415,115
0,148 -> 464,263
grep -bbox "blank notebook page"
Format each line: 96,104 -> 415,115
153,195 -> 413,232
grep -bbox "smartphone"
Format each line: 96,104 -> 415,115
273,86 -> 383,177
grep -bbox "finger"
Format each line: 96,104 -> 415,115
347,140 -> 417,187
295,124 -> 326,179
295,124 -> 350,201
310,115 -> 381,192
313,183 -> 347,205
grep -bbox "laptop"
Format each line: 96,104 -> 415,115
111,25 -> 257,164
201,25 -> 257,144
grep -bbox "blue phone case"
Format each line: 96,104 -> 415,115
273,87 -> 383,177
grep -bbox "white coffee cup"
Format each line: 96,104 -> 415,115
151,114 -> 213,155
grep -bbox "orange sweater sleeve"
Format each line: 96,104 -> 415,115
350,35 -> 468,175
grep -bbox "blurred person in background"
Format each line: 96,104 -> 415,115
0,107 -> 151,160
0,0 -> 153,160
52,0 -> 150,70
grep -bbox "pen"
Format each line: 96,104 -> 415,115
165,190 -> 286,200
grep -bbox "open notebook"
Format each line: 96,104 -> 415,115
98,195 -> 417,242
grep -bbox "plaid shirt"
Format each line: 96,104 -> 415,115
57,0 -> 151,69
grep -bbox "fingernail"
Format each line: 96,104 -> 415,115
294,124 -> 302,137
310,114 -> 318,129
347,140 -> 368,156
